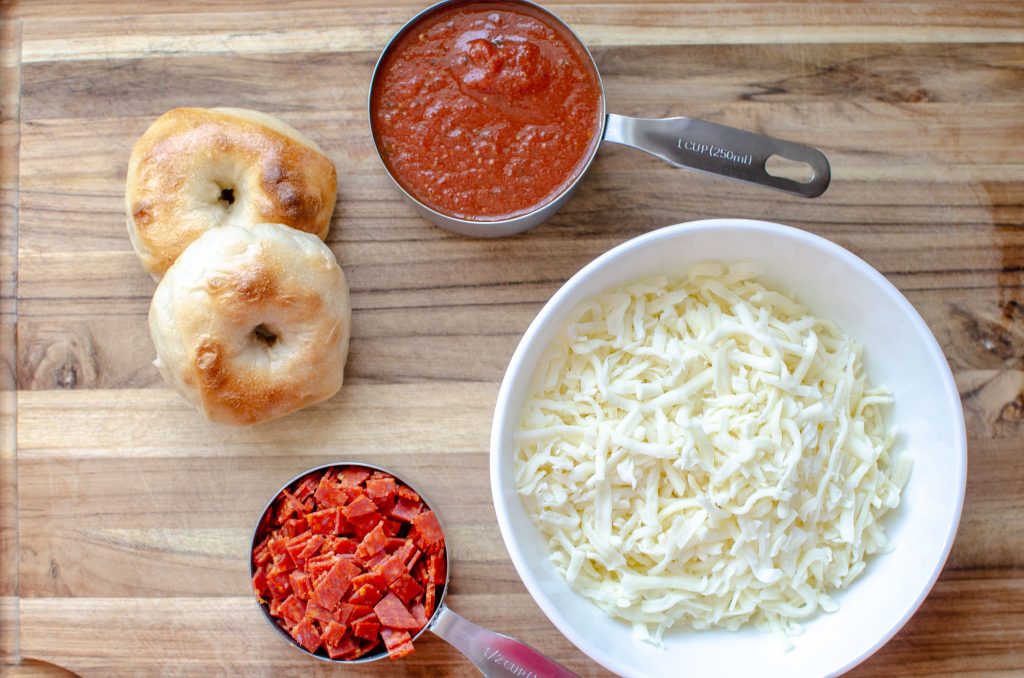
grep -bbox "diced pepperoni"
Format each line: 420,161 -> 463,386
355,523 -> 389,560
306,508 -> 339,535
350,604 -> 374,622
321,620 -> 347,646
409,601 -> 430,629
335,602 -> 356,625
365,477 -> 396,503
373,593 -> 420,630
252,566 -> 268,599
253,535 -> 272,567
425,584 -> 438,618
395,540 -> 420,567
352,618 -> 381,641
352,571 -> 387,592
361,549 -> 390,570
305,601 -> 335,624
315,478 -> 352,509
291,617 -> 321,653
307,554 -> 339,581
294,476 -> 319,502
348,511 -> 384,538
374,553 -> 409,585
325,635 -> 359,660
343,495 -> 378,520
289,570 -> 314,600
329,537 -> 359,555
381,628 -> 415,660
311,559 -> 359,610
266,566 -> 292,599
375,496 -> 397,517
427,554 -> 447,585
387,495 -> 423,523
349,584 -> 384,606
281,489 -> 307,515
396,485 -> 419,503
268,537 -> 291,562
411,511 -> 445,554
290,534 -> 324,568
390,574 -> 424,606
256,466 -> 443,661
281,517 -> 307,538
278,595 -> 306,625
340,467 -> 372,486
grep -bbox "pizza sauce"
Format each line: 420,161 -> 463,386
371,1 -> 602,221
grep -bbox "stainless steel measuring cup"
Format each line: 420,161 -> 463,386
251,462 -> 579,677
368,0 -> 831,238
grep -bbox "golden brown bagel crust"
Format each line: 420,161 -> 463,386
126,107 -> 337,277
149,223 -> 351,426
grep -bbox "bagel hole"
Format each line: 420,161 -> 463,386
218,187 -> 235,206
251,324 -> 279,348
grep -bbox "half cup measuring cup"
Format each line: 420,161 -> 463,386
251,462 -> 580,677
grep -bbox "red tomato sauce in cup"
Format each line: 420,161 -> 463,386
370,1 -> 603,221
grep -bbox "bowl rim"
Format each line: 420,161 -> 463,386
488,218 -> 967,677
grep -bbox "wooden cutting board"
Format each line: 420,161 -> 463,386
2,1 -> 1023,675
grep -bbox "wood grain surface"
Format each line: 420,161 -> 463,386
2,0 -> 1023,676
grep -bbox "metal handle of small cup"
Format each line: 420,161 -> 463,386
604,113 -> 831,198
429,604 -> 580,678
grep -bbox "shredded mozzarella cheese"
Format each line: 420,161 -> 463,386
514,263 -> 911,643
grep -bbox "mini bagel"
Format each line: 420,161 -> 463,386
149,223 -> 351,426
127,107 -> 337,277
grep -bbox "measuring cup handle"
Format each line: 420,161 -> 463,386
429,603 -> 580,678
603,113 -> 831,198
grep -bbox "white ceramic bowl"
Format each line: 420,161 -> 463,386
490,219 -> 966,678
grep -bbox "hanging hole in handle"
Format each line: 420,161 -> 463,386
765,154 -> 815,183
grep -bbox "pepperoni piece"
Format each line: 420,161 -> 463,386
352,571 -> 387,592
281,517 -> 307,538
305,601 -> 335,625
373,593 -> 420,630
321,620 -> 347,646
374,554 -> 408,585
365,477 -> 396,503
410,601 -> 430,629
381,628 -> 415,660
411,511 -> 445,554
252,566 -> 269,599
390,573 -> 424,606
315,477 -> 352,508
307,508 -> 339,535
352,618 -> 382,641
289,570 -> 314,600
325,635 -> 359,660
291,617 -> 321,653
355,523 -> 389,560
294,475 -> 319,502
349,584 -> 384,606
329,537 -> 359,555
427,554 -> 447,585
387,496 -> 423,523
311,559 -> 359,610
278,595 -> 306,625
340,467 -> 372,486
343,495 -> 378,520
